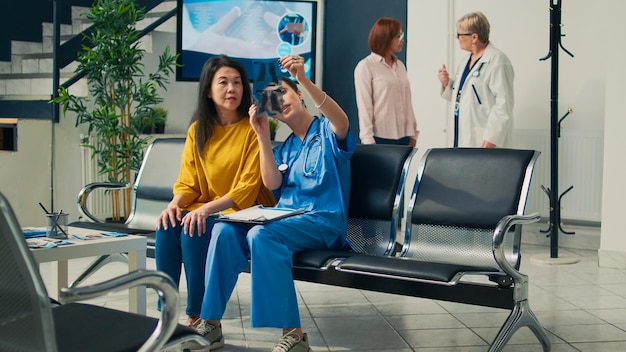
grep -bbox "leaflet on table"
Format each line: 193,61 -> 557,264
71,232 -> 129,240
26,237 -> 73,248
22,227 -> 47,238
217,205 -> 305,224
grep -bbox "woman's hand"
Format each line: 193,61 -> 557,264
249,103 -> 271,140
438,64 -> 449,89
181,206 -> 212,237
278,55 -> 306,83
481,140 -> 496,148
156,202 -> 182,230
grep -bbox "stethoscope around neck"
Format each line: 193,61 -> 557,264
277,117 -> 321,178
472,62 -> 485,78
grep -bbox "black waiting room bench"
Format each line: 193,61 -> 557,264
70,138 -> 550,351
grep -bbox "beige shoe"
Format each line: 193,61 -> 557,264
194,319 -> 224,350
185,316 -> 201,328
272,330 -> 312,352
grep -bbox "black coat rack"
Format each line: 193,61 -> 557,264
538,0 -> 575,259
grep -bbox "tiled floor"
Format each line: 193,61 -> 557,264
40,239 -> 626,351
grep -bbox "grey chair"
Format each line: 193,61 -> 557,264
69,137 -> 186,286
0,192 -> 209,352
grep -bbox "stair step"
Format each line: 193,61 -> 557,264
0,72 -> 87,97
0,0 -> 177,118
0,95 -> 51,101
11,41 -> 43,56
0,72 -> 76,80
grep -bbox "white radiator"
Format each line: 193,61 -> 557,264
513,129 -> 603,222
80,134 -> 112,220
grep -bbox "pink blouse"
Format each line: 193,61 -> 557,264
354,52 -> 418,144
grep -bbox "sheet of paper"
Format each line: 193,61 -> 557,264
219,205 -> 304,223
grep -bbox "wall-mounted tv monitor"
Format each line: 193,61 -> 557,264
177,0 -> 318,93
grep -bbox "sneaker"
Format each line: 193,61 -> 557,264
186,316 -> 201,329
272,330 -> 312,352
194,319 -> 224,350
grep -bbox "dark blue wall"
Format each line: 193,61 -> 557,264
1,0 -> 94,62
322,0 -> 407,143
1,0 -> 165,62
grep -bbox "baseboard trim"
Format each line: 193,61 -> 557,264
598,249 -> 626,269
522,222 -> 600,251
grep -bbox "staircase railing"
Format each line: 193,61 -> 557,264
48,0 -> 175,211
58,6 -> 176,90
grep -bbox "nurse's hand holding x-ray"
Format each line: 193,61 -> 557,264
250,54 -> 350,190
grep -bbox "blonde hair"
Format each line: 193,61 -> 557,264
457,12 -> 490,44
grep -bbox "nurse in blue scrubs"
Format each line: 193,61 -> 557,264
193,54 -> 356,352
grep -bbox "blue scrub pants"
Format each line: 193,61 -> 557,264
155,212 -> 216,316
200,216 -> 344,328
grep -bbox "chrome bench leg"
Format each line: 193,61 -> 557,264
488,300 -> 551,352
69,253 -> 129,288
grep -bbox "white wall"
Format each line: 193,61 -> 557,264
408,0 -> 606,144
407,0 -> 623,268
599,0 -> 626,269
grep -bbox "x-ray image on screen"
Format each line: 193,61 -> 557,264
177,0 -> 317,83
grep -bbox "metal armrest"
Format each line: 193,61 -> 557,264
493,212 -> 541,301
59,270 -> 179,352
77,182 -> 131,223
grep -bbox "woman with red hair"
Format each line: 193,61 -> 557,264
354,17 -> 419,146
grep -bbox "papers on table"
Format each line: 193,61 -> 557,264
218,205 -> 305,224
26,237 -> 73,248
22,227 -> 129,247
71,232 -> 128,240
22,227 -> 47,238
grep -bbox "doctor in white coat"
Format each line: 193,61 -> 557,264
438,11 -> 514,148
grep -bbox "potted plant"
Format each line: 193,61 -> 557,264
53,0 -> 178,222
141,106 -> 168,134
269,118 -> 279,141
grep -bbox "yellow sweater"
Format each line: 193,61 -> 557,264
173,119 -> 275,213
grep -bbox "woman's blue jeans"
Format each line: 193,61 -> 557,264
155,211 -> 216,316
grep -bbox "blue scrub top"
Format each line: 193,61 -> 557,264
273,117 -> 356,231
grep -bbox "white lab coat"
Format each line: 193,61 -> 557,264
441,43 -> 514,147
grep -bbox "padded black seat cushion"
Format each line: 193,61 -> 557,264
53,303 -> 199,352
338,255 -> 497,283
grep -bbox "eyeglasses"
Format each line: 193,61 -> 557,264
456,32 -> 474,38
396,31 -> 405,41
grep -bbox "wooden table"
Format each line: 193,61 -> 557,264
29,227 -> 147,314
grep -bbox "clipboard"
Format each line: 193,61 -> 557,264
218,205 -> 305,224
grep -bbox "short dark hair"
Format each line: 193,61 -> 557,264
368,17 -> 402,57
281,76 -> 299,93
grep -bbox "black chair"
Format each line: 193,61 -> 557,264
396,148 -> 550,351
293,144 -> 416,280
292,147 -> 551,352
0,192 -> 209,352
